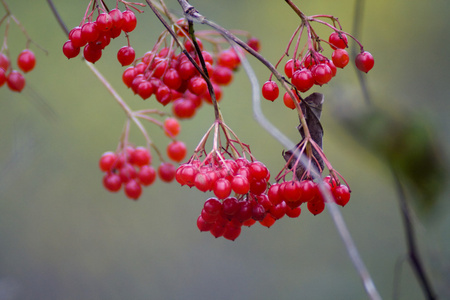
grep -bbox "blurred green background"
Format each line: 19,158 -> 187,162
0,0 -> 449,299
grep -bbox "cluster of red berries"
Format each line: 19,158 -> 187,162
262,31 -> 374,108
0,50 -> 36,92
99,117 -> 187,200
176,156 -> 303,240
99,145 -> 179,200
122,37 -> 247,119
63,8 -> 137,64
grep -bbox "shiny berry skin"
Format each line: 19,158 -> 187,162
231,175 -> 250,195
172,98 -> 197,119
163,118 -> 180,137
83,44 -> 102,63
17,49 -> 36,73
259,214 -> 276,228
332,184 -> 351,206
96,13 -> 113,32
99,151 -> 117,172
283,90 -> 300,110
6,70 -> 25,92
197,215 -> 213,232
262,81 -> 279,101
69,26 -> 87,48
204,198 -> 222,216
117,46 -> 135,66
158,162 -> 176,182
122,10 -> 137,32
332,49 -> 350,68
109,9 -> 124,29
223,222 -> 241,241
163,68 -> 182,90
212,66 -> 233,85
312,63 -> 332,86
355,51 -> 374,73
81,22 -> 100,43
329,32 -> 348,49
138,165 -> 157,186
292,68 -> 314,92
130,147 -> 152,166
213,178 -> 232,199
62,40 -> 80,59
217,49 -> 240,69
284,59 -> 301,78
0,53 -> 10,71
124,179 -> 142,200
307,199 -> 325,215
103,172 -> 122,192
167,140 -> 187,162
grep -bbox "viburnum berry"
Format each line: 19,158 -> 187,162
332,184 -> 351,206
212,66 -> 233,85
124,179 -> 142,200
332,49 -> 349,69
83,43 -> 102,63
81,22 -> 100,43
217,49 -> 240,69
103,172 -> 122,192
355,51 -> 374,73
109,9 -> 124,29
163,68 -> 182,90
138,165 -> 157,186
122,10 -> 137,32
307,198 -> 325,215
213,178 -> 232,199
99,151 -> 117,172
312,63 -> 333,86
63,40 -> 80,59
167,140 -> 187,162
117,46 -> 135,66
129,147 -> 152,167
6,70 -> 25,92
96,13 -> 113,32
17,49 -> 36,73
292,68 -> 314,92
284,59 -> 301,78
0,53 -> 10,71
283,90 -> 300,110
69,26 -> 87,48
262,80 -> 279,101
163,118 -> 180,137
158,162 -> 176,182
247,37 -> 260,52
329,32 -> 348,49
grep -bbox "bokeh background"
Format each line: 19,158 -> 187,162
0,0 -> 449,299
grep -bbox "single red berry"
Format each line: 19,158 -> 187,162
62,41 -> 80,59
188,76 -> 207,95
312,63 -> 333,86
124,179 -> 142,200
83,44 -> 102,63
204,198 -> 222,216
268,183 -> 283,205
223,222 -> 241,241
122,66 -> 136,88
269,201 -> 287,220
262,80 -> 279,101
286,206 -> 301,218
81,22 -> 100,43
222,197 -> 240,216
355,51 -> 374,73
117,46 -> 135,66
172,98 -> 197,119
212,66 -> 233,85
259,213 -> 276,228
102,172 -> 122,192
231,175 -> 250,195
155,85 -> 172,105
217,49 -> 240,69
109,9 -> 124,29
213,178 -> 232,199
332,49 -> 350,68
6,70 -> 25,92
329,32 -> 348,49
130,147 -> 152,166
292,68 -> 314,92
332,184 -> 351,206
99,151 -> 117,172
138,165 -> 157,186
0,53 -> 10,71
252,203 -> 266,221
298,180 -> 317,202
163,68 -> 182,90
194,172 -> 213,192
235,201 -> 253,222
210,223 -> 226,238
163,118 -> 180,137
197,215 -> 213,232
122,10 -> 137,32
307,199 -> 325,215
96,13 -> 113,32
283,90 -> 300,110
284,59 -> 300,78
167,140 -> 187,162
69,26 -> 87,48
247,37 -> 260,52
17,49 -> 36,73
184,38 -> 203,53
158,162 -> 176,182
137,81 -> 153,100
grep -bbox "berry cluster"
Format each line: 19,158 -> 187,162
0,49 -> 36,92
262,30 -> 374,108
176,156 -> 303,240
122,39 -> 245,119
99,116 -> 186,200
63,8 -> 137,64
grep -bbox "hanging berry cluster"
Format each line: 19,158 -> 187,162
121,17 -> 257,120
0,1 -> 39,93
261,9 -> 374,109
63,0 -> 142,64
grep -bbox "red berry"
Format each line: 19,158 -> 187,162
158,162 -> 176,182
103,172 -> 122,192
213,178 -> 232,199
332,184 -> 351,206
217,49 -> 240,69
292,68 -> 314,92
109,9 -> 124,29
284,59 -> 301,78
312,63 -> 332,86
117,46 -> 135,66
286,206 -> 301,218
96,13 -> 113,32
69,26 -> 87,48
130,147 -> 152,166
188,76 -> 207,95
122,10 -> 137,32
307,199 -> 325,215
0,68 -> 6,87
262,80 -> 279,101
197,215 -> 213,232
194,172 -> 212,192
163,118 -> 180,137
83,44 -> 102,63
99,151 -> 117,172
283,90 -> 300,110
204,198 -> 222,216
355,51 -> 374,73
329,32 -> 348,49
137,81 -> 153,100
222,197 -> 240,216
247,37 -> 260,52
212,66 -> 233,85
332,49 -> 350,68
138,165 -> 157,186
163,68 -> 182,90
0,53 -> 10,71
231,175 -> 250,195
81,22 -> 100,43
122,66 -> 136,88
223,222 -> 241,241
6,70 -> 25,92
167,140 -> 187,162
62,40 -> 80,59
17,49 -> 36,73
172,98 -> 197,119
259,214 -> 276,228
124,179 -> 142,200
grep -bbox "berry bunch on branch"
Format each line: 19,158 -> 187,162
0,0 -> 42,92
